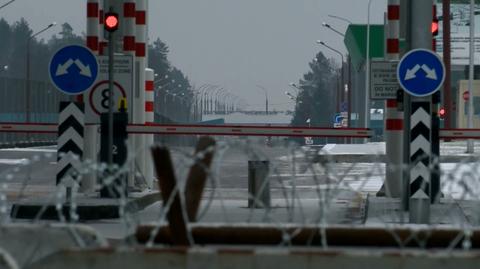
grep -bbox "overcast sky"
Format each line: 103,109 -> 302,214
1,0 -> 387,110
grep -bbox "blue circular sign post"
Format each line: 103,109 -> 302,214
49,45 -> 99,95
397,48 -> 445,97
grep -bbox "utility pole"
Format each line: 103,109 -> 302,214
442,0 -> 452,131
104,9 -> 119,169
467,0 -> 475,153
403,0 -> 437,224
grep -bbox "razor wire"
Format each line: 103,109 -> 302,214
0,137 -> 479,266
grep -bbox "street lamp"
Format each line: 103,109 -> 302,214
322,22 -> 345,37
256,85 -> 269,115
327,14 -> 353,24
467,0 -> 475,153
212,87 -> 224,114
365,0 -> 373,139
0,0 -> 16,11
285,91 -> 302,104
316,40 -> 345,114
203,85 -> 218,114
25,22 -> 56,123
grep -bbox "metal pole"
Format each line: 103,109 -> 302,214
348,56 -> 352,129
408,0 -> 433,224
467,0 -> 475,153
365,0 -> 372,143
442,0 -> 452,131
25,38 -> 31,123
25,22 -> 56,123
265,92 -> 268,116
107,20 -> 114,168
0,0 -> 16,10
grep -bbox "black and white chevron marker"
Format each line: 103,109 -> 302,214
409,101 -> 431,200
57,102 -> 84,187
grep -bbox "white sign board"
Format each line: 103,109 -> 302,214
85,55 -> 134,123
437,3 -> 480,65
370,60 -> 399,99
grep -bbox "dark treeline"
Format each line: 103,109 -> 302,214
291,52 -> 336,128
0,18 -> 84,80
0,18 -> 193,103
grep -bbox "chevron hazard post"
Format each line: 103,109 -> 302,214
409,102 -> 431,200
398,0 -> 445,224
57,102 -> 85,201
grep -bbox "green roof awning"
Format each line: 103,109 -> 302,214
344,24 -> 384,70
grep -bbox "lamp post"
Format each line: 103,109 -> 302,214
25,22 -> 56,123
467,0 -> 475,153
365,0 -> 373,140
322,22 -> 345,37
212,87 -> 224,114
327,14 -> 353,24
285,91 -> 302,104
256,85 -> 269,115
317,40 -> 345,115
0,0 -> 16,10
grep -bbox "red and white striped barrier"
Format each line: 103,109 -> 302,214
0,123 -> 56,133
134,0 -> 147,188
0,123 -> 372,137
145,69 -> 155,124
7,122 -> 480,140
126,124 -> 373,138
123,0 -> 136,54
439,129 -> 480,140
144,68 -> 155,188
86,0 -> 99,53
384,0 -> 403,198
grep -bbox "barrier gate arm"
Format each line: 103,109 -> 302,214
5,122 -> 480,140
125,124 -> 373,138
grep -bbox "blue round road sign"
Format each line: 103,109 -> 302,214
49,45 -> 98,95
397,48 -> 445,97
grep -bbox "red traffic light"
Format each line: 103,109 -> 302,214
432,18 -> 439,36
439,107 -> 446,118
104,12 -> 119,32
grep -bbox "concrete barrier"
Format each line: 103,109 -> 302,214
0,224 -> 107,268
28,247 -> 480,269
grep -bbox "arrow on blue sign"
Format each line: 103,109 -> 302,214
49,45 -> 98,95
55,59 -> 93,78
404,64 -> 437,81
397,49 -> 445,97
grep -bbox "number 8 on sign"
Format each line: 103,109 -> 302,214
89,80 -> 127,115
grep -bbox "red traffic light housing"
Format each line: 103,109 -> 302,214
104,12 -> 119,32
431,18 -> 439,36
439,107 -> 446,118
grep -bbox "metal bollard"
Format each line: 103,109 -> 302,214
248,161 -> 270,208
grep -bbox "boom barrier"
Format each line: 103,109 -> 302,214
3,122 -> 480,140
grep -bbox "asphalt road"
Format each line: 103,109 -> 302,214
0,139 -> 383,200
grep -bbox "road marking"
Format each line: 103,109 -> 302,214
0,159 -> 29,165
0,148 -> 56,153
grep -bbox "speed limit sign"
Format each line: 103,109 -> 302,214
88,80 -> 127,115
84,54 -> 133,123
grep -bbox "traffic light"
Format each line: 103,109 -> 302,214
431,17 -> 439,36
104,12 -> 119,32
438,107 -> 446,119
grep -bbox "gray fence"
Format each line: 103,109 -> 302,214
0,77 -> 70,146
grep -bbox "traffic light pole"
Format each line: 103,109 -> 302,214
405,0 -> 433,224
467,0 -> 475,153
107,18 -> 114,169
